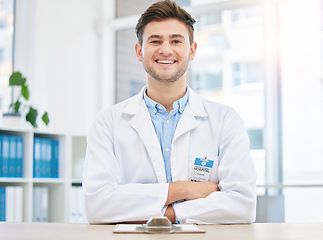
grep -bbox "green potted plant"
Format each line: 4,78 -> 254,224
3,71 -> 50,128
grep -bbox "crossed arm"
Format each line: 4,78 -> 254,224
164,181 -> 219,222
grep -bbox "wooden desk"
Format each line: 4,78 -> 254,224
1,222 -> 323,240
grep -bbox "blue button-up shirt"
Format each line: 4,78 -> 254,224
144,88 -> 189,183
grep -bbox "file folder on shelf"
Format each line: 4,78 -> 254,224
0,135 -> 24,178
33,137 -> 59,178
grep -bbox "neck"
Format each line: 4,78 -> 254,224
146,78 -> 187,113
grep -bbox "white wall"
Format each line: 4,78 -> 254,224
14,0 -> 112,134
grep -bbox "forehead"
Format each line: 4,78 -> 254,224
142,18 -> 190,39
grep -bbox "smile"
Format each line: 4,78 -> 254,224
156,60 -> 176,64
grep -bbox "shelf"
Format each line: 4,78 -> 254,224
0,178 -> 31,183
0,127 -> 87,223
32,178 -> 67,184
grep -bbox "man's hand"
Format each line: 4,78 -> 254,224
165,181 -> 219,206
164,205 -> 176,223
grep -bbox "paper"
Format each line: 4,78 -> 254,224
113,224 -> 205,234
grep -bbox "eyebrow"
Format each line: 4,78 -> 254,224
147,34 -> 185,40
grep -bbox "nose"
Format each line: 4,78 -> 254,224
158,42 -> 173,56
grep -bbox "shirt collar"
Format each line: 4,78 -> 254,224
143,87 -> 189,115
174,88 -> 188,114
143,89 -> 159,114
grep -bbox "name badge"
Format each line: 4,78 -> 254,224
190,157 -> 214,182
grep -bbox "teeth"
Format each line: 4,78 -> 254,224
157,60 -> 175,64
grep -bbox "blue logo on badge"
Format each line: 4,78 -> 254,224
194,158 -> 214,168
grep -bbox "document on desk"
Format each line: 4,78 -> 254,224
113,224 -> 205,234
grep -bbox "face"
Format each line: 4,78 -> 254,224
135,18 -> 197,84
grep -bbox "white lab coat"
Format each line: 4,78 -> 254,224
83,86 -> 257,224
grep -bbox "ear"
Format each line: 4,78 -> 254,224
189,41 -> 197,61
135,42 -> 143,62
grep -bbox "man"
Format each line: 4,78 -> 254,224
83,0 -> 256,224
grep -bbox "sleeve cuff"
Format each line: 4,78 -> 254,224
172,203 -> 180,224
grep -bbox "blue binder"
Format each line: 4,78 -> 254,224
40,138 -> 47,178
44,139 -> 52,178
0,187 -> 5,221
16,137 -> 24,178
1,135 -> 10,178
0,135 -> 2,177
8,136 -> 17,177
52,140 -> 59,178
33,137 -> 42,178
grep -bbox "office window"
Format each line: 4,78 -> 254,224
232,62 -> 263,86
231,5 -> 261,22
248,129 -> 263,150
0,0 -> 14,113
279,0 -> 323,222
116,0 -> 154,18
195,12 -> 221,29
192,72 -> 222,91
116,0 -> 190,18
115,28 -> 146,103
280,0 -> 323,185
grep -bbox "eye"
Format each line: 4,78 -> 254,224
172,40 -> 182,44
150,40 -> 161,44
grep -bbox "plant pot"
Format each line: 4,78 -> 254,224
1,112 -> 24,128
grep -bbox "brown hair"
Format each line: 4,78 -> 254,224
136,0 -> 196,46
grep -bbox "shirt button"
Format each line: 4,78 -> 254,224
167,176 -> 171,180
158,105 -> 162,109
153,110 -> 156,114
166,120 -> 170,124
165,148 -> 170,152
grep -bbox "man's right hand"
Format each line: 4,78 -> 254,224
165,181 -> 219,206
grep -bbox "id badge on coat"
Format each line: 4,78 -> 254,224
190,157 -> 214,182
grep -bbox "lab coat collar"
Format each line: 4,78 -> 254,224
186,85 -> 208,118
172,85 -> 208,142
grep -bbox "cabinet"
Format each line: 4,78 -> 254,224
0,126 -> 86,222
